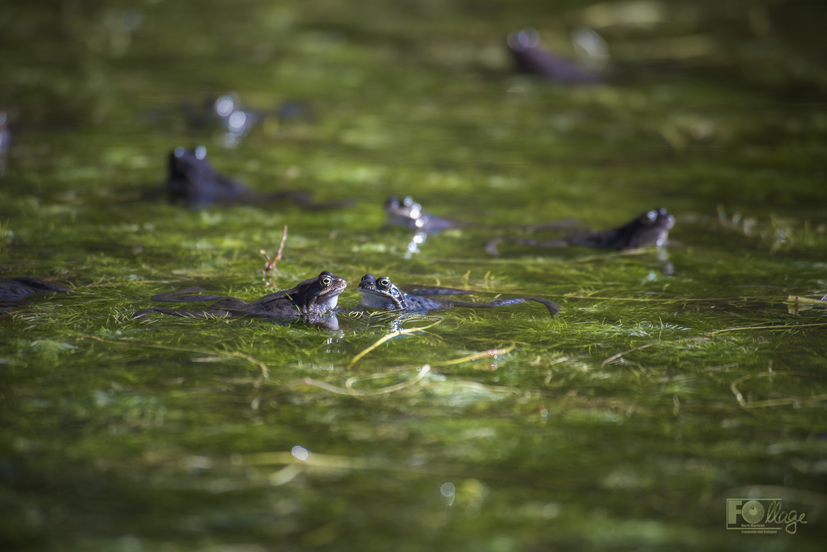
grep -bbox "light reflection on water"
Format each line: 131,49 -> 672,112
440,481 -> 456,507
291,445 -> 310,461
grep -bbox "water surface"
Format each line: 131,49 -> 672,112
1,1 -> 826,550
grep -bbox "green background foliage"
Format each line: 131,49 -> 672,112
1,1 -> 826,550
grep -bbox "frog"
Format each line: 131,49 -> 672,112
0,277 -> 69,314
357,274 -> 560,318
486,208 -> 674,255
134,271 -> 347,329
384,195 -> 468,255
384,196 -> 458,233
166,147 -> 353,209
384,195 -> 580,257
166,146 -> 251,207
181,94 -> 315,144
385,195 -> 578,235
507,28 -> 602,84
0,112 -> 10,175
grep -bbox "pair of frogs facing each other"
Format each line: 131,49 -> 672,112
135,271 -> 560,330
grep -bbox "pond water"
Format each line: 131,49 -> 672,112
2,0 -> 826,550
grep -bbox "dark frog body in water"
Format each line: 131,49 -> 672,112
0,112 -> 10,175
166,146 -> 248,207
135,271 -> 347,329
486,208 -> 674,255
0,277 -> 69,314
358,274 -> 560,318
166,147 -> 352,209
507,28 -> 602,84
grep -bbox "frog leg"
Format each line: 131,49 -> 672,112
150,287 -> 233,303
406,286 -> 476,297
208,297 -> 248,309
8,277 -> 70,293
450,297 -> 560,318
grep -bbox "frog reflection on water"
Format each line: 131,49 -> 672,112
135,271 -> 347,329
358,274 -> 560,318
486,208 -> 675,255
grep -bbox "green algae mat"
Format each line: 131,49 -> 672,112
1,1 -> 826,550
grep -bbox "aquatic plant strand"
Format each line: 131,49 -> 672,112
346,320 -> 443,369
730,371 -> 827,409
78,335 -> 270,378
429,343 -> 515,367
290,365 -> 431,397
601,322 -> 827,367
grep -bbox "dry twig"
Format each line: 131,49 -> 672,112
261,225 -> 288,274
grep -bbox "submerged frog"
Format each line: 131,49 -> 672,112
357,274 -> 560,318
486,208 -> 674,255
183,94 -> 316,146
508,28 -> 602,84
386,195 -> 578,234
0,112 -> 10,175
166,147 -> 351,209
385,195 -> 577,256
134,271 -> 347,329
384,195 -> 464,255
0,277 -> 69,314
384,196 -> 458,233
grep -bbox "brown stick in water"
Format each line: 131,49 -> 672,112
261,225 -> 288,274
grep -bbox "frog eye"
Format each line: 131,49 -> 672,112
645,210 -> 657,222
377,277 -> 390,288
320,275 -> 332,287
